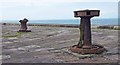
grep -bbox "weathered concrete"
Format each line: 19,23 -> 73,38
2,24 -> 118,63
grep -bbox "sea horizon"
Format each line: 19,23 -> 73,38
1,18 -> 118,26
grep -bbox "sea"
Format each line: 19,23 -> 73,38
1,18 -> 118,25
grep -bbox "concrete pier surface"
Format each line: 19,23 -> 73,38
1,24 -> 119,63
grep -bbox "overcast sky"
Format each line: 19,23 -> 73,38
0,0 -> 119,20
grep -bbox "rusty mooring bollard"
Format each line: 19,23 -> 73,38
18,18 -> 31,32
70,9 -> 105,54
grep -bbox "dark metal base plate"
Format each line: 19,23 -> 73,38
18,30 -> 31,32
70,45 -> 106,54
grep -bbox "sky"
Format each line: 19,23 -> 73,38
0,0 -> 119,20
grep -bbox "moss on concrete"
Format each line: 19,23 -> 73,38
2,32 -> 20,38
2,32 -> 32,38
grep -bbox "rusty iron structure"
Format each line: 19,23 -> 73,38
18,18 -> 31,32
70,10 -> 105,54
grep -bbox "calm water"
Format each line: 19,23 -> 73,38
1,18 -> 118,25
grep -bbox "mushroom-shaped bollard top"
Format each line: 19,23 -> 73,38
19,18 -> 28,23
74,10 -> 100,17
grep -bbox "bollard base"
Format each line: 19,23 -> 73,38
18,30 -> 31,32
70,45 -> 106,54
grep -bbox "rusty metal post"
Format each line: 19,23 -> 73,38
70,9 -> 105,54
18,18 -> 31,32
82,17 -> 92,48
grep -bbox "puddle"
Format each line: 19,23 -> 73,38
23,45 -> 41,48
34,48 -> 55,52
1,55 -> 11,60
107,36 -> 116,38
8,37 -> 18,40
3,42 -> 13,44
8,45 -> 41,51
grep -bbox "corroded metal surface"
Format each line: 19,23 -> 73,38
70,45 -> 106,54
71,9 -> 105,54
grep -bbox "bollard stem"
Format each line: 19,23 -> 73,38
82,17 -> 92,48
77,18 -> 84,48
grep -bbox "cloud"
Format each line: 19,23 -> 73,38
1,1 -> 118,20
1,0 -> 118,7
1,0 -> 119,2
1,0 -> 119,8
